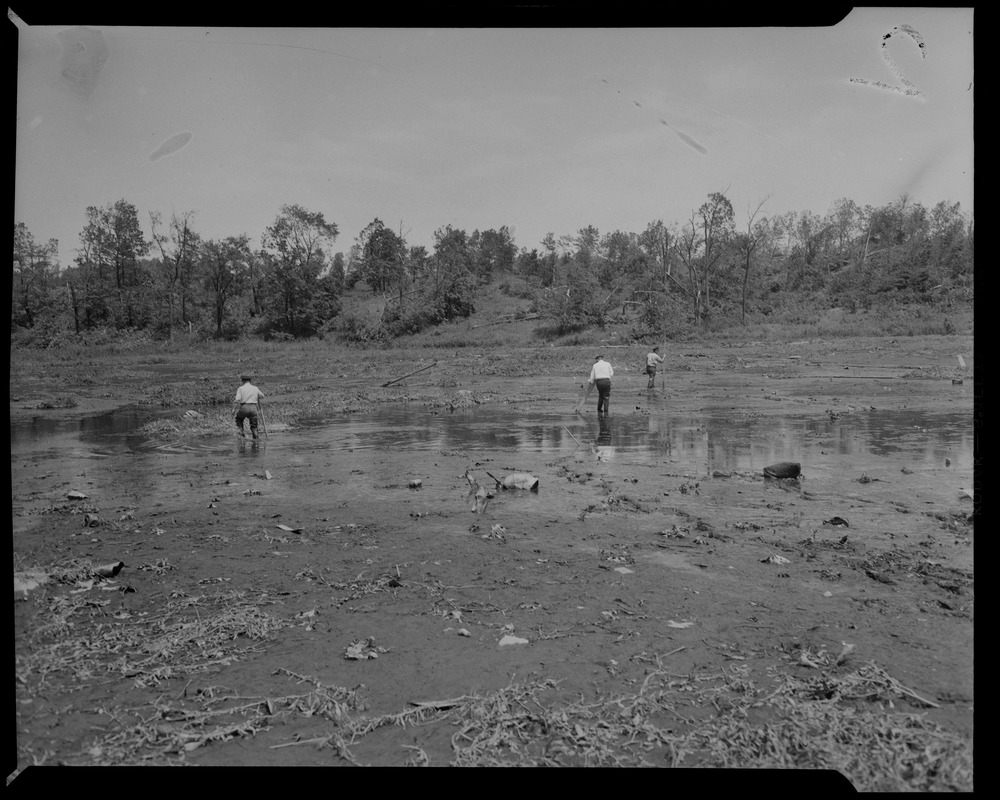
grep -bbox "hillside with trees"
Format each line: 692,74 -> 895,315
12,192 -> 973,349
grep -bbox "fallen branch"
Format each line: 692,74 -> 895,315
382,361 -> 438,387
270,735 -> 333,749
471,314 -> 540,329
885,679 -> 941,709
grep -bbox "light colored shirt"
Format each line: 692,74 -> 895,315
235,383 -> 264,405
588,359 -> 614,383
646,352 -> 664,368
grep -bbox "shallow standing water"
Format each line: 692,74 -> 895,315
11,404 -> 974,485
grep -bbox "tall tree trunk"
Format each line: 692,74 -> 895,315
741,260 -> 750,324
67,284 -> 80,334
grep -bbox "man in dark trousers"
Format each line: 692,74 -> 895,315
233,374 -> 265,439
588,354 -> 614,416
645,346 -> 665,389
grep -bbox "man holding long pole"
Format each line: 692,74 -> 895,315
233,374 -> 265,440
588,354 -> 614,417
645,346 -> 665,390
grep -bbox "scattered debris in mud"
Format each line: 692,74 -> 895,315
11,336 -> 973,782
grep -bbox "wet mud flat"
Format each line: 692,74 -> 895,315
10,336 -> 974,784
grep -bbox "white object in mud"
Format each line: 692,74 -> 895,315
501,473 -> 539,491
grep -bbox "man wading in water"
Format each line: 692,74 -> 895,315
233,374 -> 265,440
645,346 -> 664,390
588,354 -> 614,416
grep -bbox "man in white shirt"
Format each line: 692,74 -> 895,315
233,375 -> 265,439
588,355 -> 614,416
645,346 -> 665,389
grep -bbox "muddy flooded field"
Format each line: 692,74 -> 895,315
11,335 -> 975,785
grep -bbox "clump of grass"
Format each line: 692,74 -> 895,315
17,589 -> 289,694
139,409 -> 234,438
254,657 -> 970,784
22,632 -> 971,785
54,669 -> 369,766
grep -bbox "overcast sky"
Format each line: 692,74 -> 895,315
13,8 -> 974,266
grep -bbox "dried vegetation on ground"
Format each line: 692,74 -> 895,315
11,334 -> 974,786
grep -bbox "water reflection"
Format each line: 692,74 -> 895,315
237,439 -> 263,457
10,408 -> 157,448
11,405 -> 974,477
594,414 -> 615,462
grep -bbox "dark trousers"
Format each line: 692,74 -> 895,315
646,366 -> 657,388
595,378 -> 611,414
236,404 -> 259,438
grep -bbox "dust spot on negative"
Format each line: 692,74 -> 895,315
57,27 -> 109,96
673,129 -> 708,155
149,132 -> 194,162
889,24 -> 925,54
598,76 -> 707,154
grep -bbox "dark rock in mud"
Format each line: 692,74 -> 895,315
763,462 -> 801,479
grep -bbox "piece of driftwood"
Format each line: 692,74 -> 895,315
382,362 -> 438,387
471,314 -> 539,329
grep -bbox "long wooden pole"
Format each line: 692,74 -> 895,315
562,425 -> 582,446
258,403 -> 269,439
382,361 -> 438,388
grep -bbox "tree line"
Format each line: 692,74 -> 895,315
518,193 -> 972,337
12,192 -> 973,346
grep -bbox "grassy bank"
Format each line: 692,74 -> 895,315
10,290 -> 973,415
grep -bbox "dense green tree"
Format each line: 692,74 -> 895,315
516,247 -> 554,286
201,235 -> 253,338
330,252 -> 346,281
569,225 -> 601,273
600,229 -> 645,289
70,199 -> 151,330
535,262 -> 608,334
927,201 -> 973,284
470,226 -> 517,282
429,225 -> 476,320
356,218 -> 405,295
828,197 -> 862,257
12,223 -> 60,330
10,188 -> 974,345
407,245 -> 430,284
259,204 -> 340,338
